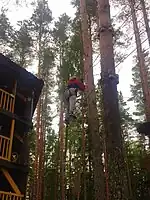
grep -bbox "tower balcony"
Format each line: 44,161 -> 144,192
0,191 -> 24,200
0,89 -> 15,113
0,135 -> 10,161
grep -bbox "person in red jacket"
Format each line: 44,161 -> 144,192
64,76 -> 85,124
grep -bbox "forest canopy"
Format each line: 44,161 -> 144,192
0,0 -> 150,199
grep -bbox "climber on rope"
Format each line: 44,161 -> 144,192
64,76 -> 85,124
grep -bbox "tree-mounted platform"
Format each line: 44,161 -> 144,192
137,121 -> 150,136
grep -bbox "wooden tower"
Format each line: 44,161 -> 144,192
0,54 -> 44,200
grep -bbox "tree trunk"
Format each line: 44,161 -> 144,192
64,125 -> 68,198
54,138 -> 60,200
33,68 -> 42,200
129,0 -> 150,121
87,128 -> 93,200
40,97 -> 46,200
33,6 -> 43,199
97,0 -> 129,199
41,79 -> 49,200
33,98 -> 41,200
59,99 -> 65,200
81,96 -> 87,200
38,114 -> 43,200
140,0 -> 150,47
68,140 -> 72,200
79,0 -> 105,199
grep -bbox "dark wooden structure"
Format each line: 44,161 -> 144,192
137,122 -> 150,136
0,54 -> 44,200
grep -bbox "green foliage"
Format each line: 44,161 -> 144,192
1,0 -> 150,199
11,20 -> 33,67
53,13 -> 71,44
26,128 -> 36,199
60,18 -> 84,80
29,0 -> 52,35
129,52 -> 150,119
118,91 -> 134,132
126,140 -> 150,199
0,8 -> 13,44
0,8 -> 14,56
71,0 -> 97,18
52,13 -> 72,99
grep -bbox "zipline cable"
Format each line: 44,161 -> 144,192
117,37 -> 149,72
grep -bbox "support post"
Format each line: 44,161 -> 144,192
2,168 -> 21,195
8,81 -> 17,160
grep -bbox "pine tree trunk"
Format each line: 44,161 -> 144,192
81,96 -> 87,200
97,0 -> 129,199
41,97 -> 46,200
54,138 -> 60,200
38,115 -> 43,200
33,8 -> 43,199
59,99 -> 65,200
79,0 -> 105,199
33,99 -> 41,200
64,126 -> 68,198
87,128 -> 93,200
33,70 -> 42,200
140,0 -> 150,47
129,0 -> 150,121
41,80 -> 49,199
68,140 -> 72,200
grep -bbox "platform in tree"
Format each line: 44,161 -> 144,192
137,121 -> 150,136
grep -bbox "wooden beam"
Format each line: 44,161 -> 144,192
1,168 -> 21,195
14,134 -> 23,143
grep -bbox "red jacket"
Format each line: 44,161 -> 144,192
67,78 -> 85,91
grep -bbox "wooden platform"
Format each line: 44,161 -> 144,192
0,159 -> 29,173
137,121 -> 150,136
0,108 -> 33,128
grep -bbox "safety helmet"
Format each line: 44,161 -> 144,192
70,76 -> 77,80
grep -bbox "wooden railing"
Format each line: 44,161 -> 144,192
0,135 -> 10,161
0,89 -> 15,113
0,191 -> 24,200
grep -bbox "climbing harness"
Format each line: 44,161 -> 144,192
64,77 -> 85,125
64,87 -> 77,125
64,87 -> 78,101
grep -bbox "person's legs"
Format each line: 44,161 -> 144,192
64,89 -> 70,121
69,95 -> 77,118
68,88 -> 77,116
